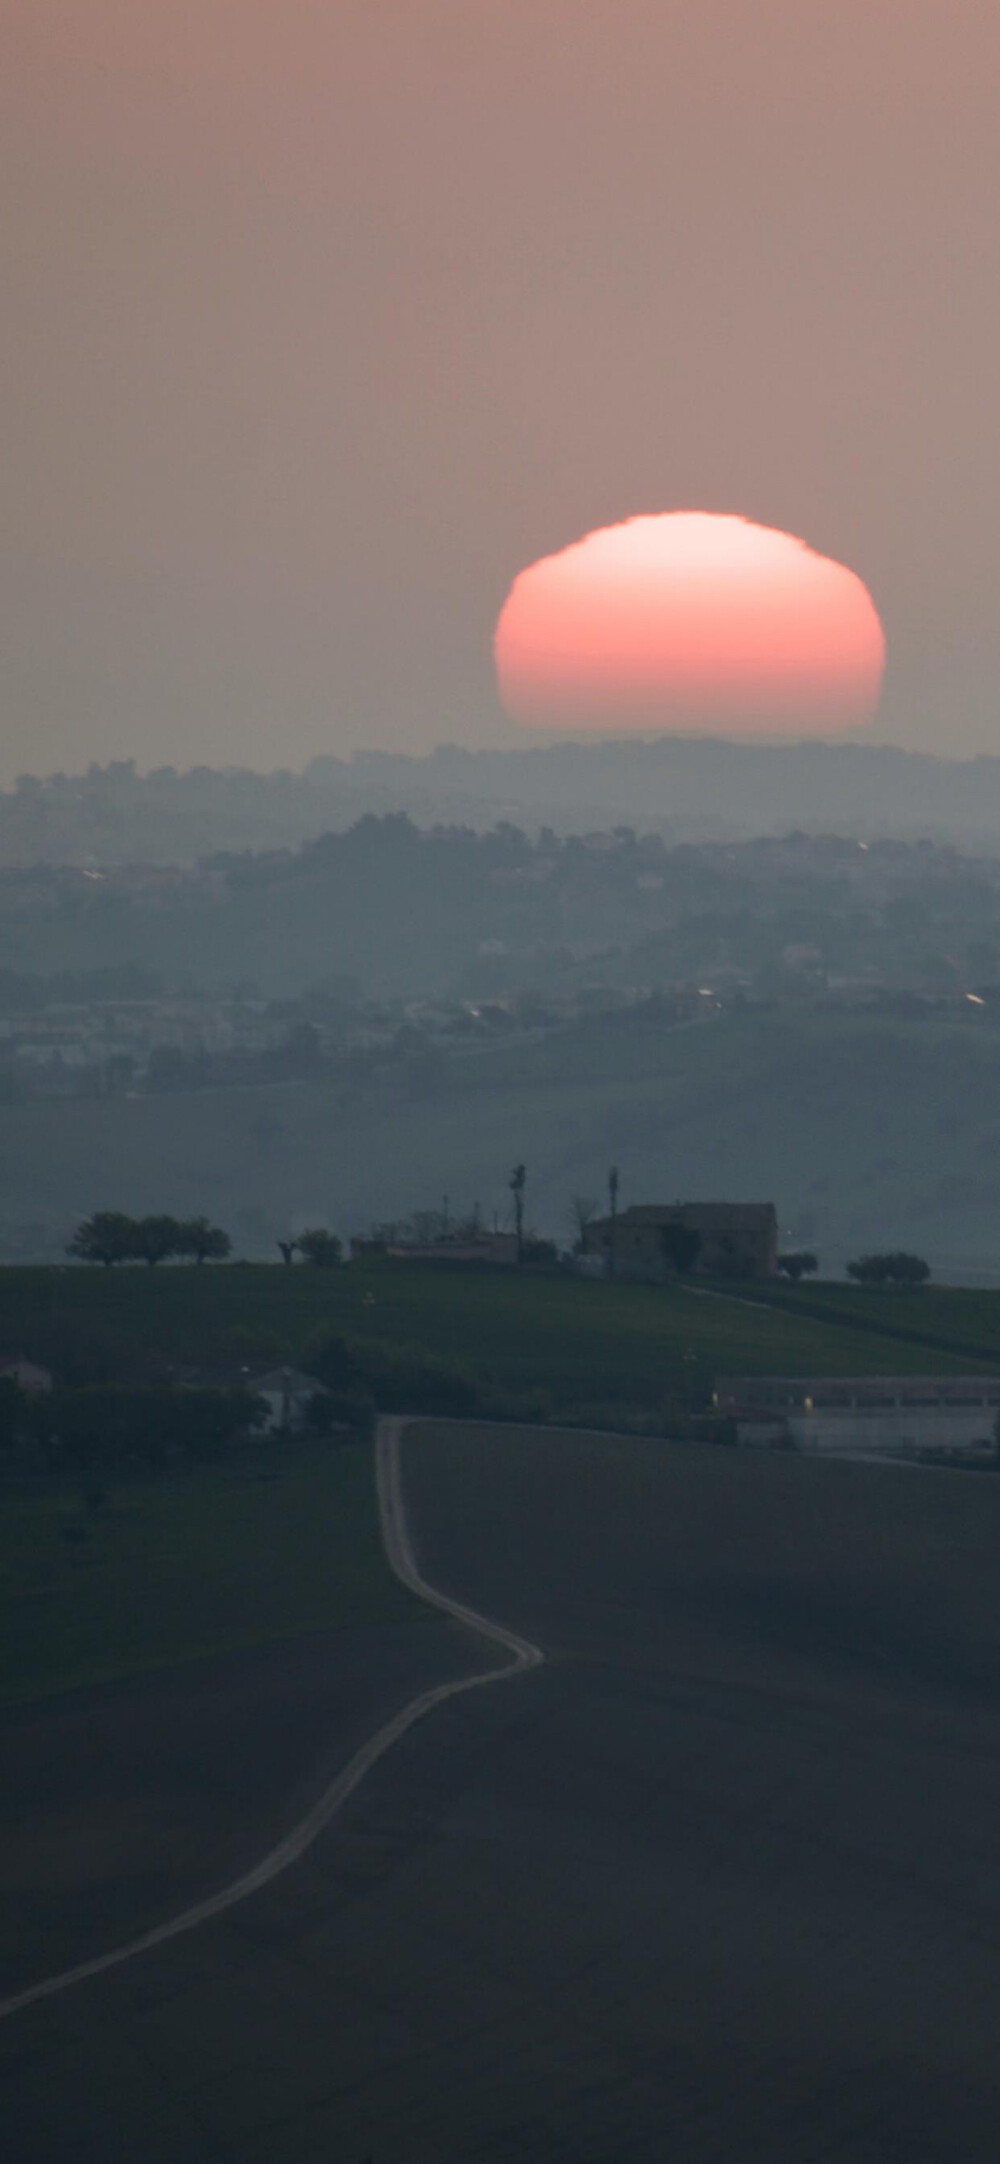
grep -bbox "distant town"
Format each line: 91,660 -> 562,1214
4,814 -> 1000,1104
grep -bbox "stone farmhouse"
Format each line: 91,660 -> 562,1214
583,1201 -> 778,1283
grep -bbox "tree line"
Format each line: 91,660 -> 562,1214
68,1213 -> 231,1266
67,1212 -> 345,1269
777,1250 -> 930,1285
65,1202 -> 931,1286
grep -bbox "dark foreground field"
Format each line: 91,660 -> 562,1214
6,1424 -> 1000,2160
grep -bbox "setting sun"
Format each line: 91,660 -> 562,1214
494,513 -> 886,737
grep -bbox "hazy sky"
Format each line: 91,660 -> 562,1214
3,1 -> 999,780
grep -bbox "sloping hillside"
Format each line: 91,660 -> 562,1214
4,1005 -> 1000,1275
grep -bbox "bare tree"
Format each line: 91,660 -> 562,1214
569,1195 -> 600,1253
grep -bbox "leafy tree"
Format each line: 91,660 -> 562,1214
308,1330 -> 481,1418
296,1227 -> 342,1269
659,1223 -> 702,1275
176,1216 -> 231,1264
29,1384 -> 267,1470
66,1211 -> 136,1267
846,1251 -> 930,1286
131,1214 -> 183,1266
777,1251 -> 819,1282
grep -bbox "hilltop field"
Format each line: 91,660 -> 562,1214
5,1258 -> 1000,1408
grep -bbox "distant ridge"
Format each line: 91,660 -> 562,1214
5,737 -> 1000,865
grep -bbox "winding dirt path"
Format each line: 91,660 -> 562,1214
0,1417 -> 543,2023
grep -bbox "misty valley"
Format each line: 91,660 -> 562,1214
4,774 -> 1000,1276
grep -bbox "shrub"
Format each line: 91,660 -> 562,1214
307,1331 -> 481,1417
476,1387 -> 553,1426
305,1388 -> 376,1440
846,1251 -> 930,1286
28,1384 -> 267,1470
551,1401 -> 664,1438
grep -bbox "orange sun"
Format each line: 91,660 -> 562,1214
494,512 -> 885,737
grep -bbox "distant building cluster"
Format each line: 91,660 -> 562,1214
350,1199 -> 780,1281
0,997 -> 286,1077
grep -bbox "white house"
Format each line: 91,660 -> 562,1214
252,1367 -> 326,1434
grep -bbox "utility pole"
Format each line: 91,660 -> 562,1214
509,1162 -> 526,1264
608,1165 -> 619,1280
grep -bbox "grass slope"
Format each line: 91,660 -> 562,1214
1,1261 -> 992,1406
751,1280 -> 1000,1367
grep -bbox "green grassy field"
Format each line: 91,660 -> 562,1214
0,1440 -> 418,1708
10,1262 -> 994,1711
2,1260 -> 997,1408
748,1279 -> 1000,1366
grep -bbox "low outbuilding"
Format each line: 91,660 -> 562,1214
251,1367 -> 326,1434
716,1376 -> 1000,1458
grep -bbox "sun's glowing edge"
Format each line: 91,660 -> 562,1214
494,512 -> 886,739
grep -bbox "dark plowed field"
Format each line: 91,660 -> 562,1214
6,1425 -> 1000,2161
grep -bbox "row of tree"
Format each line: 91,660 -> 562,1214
845,1251 -> 931,1286
66,1212 -> 346,1270
1,1383 -> 267,1467
68,1213 -> 232,1266
777,1249 -> 930,1284
66,1206 -> 931,1286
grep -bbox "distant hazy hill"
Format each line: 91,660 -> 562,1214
6,738 -> 1000,865
4,820 -> 1000,1001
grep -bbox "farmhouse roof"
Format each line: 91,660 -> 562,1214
716,1375 -> 1000,1409
617,1202 -> 777,1226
